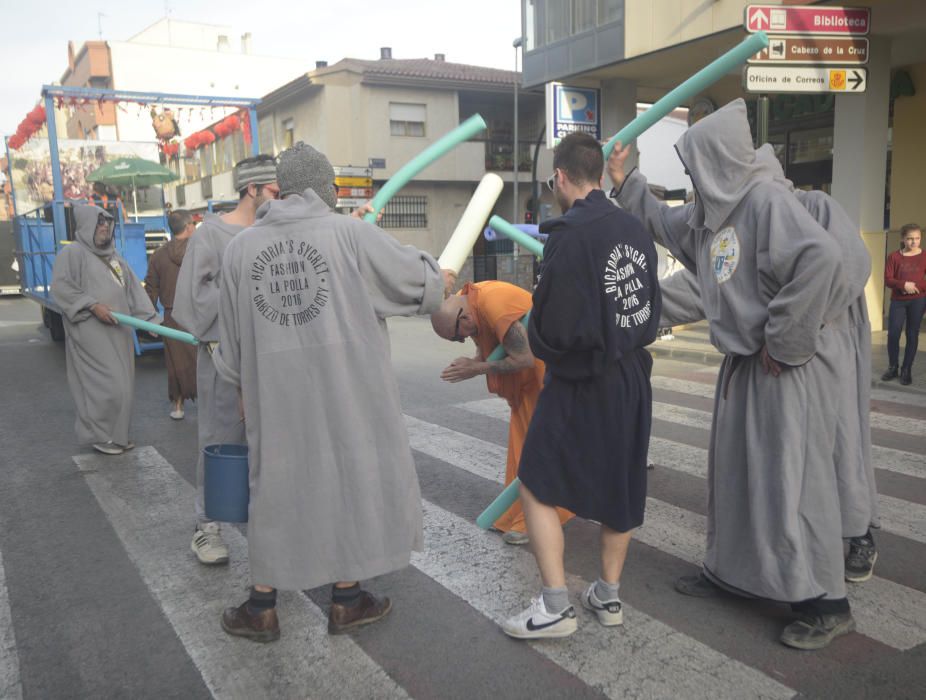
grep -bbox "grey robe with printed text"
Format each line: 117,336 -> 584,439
51,205 -> 159,446
617,99 -> 864,602
214,189 -> 443,590
173,213 -> 247,520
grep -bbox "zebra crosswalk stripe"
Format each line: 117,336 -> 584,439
0,547 -> 24,700
412,499 -> 795,699
452,399 -> 926,650
459,397 -> 926,544
73,447 -> 408,700
650,375 -> 926,435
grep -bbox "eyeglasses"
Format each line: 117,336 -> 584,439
451,308 -> 465,342
546,172 -> 556,192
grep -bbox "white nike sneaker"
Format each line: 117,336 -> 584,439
501,596 -> 577,639
191,522 -> 230,565
582,582 -> 623,626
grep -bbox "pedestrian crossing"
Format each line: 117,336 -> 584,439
3,370 -> 924,698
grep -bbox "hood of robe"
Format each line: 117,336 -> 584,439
674,99 -> 780,233
74,204 -> 115,258
253,187 -> 333,228
165,236 -> 190,266
755,143 -> 871,294
539,189 -> 615,234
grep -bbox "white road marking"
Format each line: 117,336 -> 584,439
413,499 -> 795,699
73,447 -> 407,700
0,547 -> 23,700
452,400 -> 926,650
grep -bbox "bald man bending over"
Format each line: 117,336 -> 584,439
432,281 -> 573,543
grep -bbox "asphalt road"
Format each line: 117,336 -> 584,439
0,295 -> 924,699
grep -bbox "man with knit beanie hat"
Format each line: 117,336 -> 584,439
174,154 -> 280,566
214,142 -> 455,640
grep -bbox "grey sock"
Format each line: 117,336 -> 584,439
594,578 -> 621,602
542,586 -> 570,613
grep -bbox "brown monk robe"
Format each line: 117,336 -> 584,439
145,210 -> 198,418
433,281 -> 573,540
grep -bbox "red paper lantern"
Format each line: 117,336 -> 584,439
201,131 -> 216,145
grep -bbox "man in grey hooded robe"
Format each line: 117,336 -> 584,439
173,155 -> 279,565
608,99 -> 870,650
658,148 -> 881,583
51,204 -> 159,455
213,142 -> 453,641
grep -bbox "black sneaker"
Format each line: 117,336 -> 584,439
845,533 -> 877,583
881,366 -> 899,381
674,573 -> 721,598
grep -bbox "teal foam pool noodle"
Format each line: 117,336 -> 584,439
364,114 -> 488,223
487,215 -> 545,259
112,312 -> 199,346
476,477 -> 522,529
602,31 -> 769,160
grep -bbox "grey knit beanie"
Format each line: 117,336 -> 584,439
277,142 -> 337,208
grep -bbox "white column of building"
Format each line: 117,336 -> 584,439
601,78 -> 639,186
831,37 -> 891,331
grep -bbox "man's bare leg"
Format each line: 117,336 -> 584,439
520,482 -> 566,588
600,525 -> 632,584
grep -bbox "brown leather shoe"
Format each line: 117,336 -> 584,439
328,591 -> 392,634
221,601 -> 280,642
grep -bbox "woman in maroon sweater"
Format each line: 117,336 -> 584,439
882,223 -> 926,385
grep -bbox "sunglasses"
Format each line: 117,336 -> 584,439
451,308 -> 466,342
546,172 -> 556,192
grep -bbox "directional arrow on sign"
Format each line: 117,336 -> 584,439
848,70 -> 864,90
750,8 -> 769,28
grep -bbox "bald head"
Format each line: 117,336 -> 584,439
431,294 -> 469,342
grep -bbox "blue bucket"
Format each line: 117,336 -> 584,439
203,444 -> 249,523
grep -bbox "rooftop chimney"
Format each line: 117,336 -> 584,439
241,32 -> 252,54
217,34 -> 231,52
316,60 -> 328,69
434,53 -> 445,62
380,47 -> 392,60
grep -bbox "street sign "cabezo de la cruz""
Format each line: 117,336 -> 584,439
743,4 -> 870,94
748,36 -> 869,65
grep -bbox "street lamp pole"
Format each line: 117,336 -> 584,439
512,37 -> 523,226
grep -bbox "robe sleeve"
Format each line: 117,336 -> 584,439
50,246 -> 96,323
121,259 -> 160,323
659,268 -> 706,326
527,234 -> 604,377
173,233 -> 222,340
213,240 -> 242,388
613,169 -> 699,272
761,198 -> 844,366
144,251 -> 161,308
352,221 -> 443,318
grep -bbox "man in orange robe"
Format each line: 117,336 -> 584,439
431,280 -> 573,543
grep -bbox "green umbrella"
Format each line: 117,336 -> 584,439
87,157 -> 179,220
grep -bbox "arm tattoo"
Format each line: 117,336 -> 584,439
487,321 -> 533,374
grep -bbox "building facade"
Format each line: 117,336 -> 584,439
169,52 -> 558,289
521,0 -> 926,329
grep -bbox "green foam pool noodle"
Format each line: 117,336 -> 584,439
602,31 -> 769,160
476,477 -> 522,530
112,312 -> 199,346
364,114 -> 488,223
487,215 -> 544,259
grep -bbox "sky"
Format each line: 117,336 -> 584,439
0,0 -> 523,136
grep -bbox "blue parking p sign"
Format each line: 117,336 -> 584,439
546,83 -> 601,148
